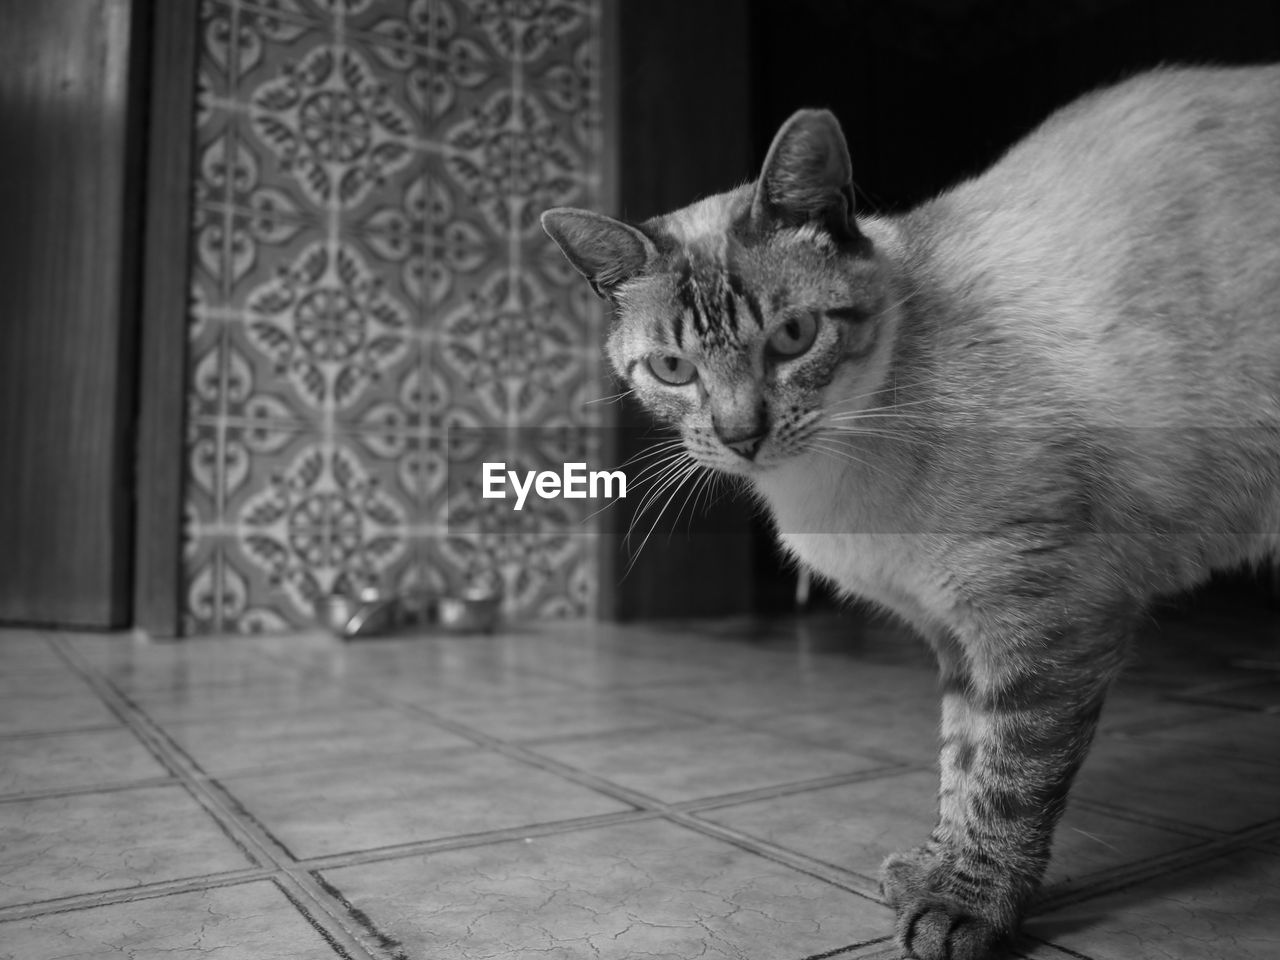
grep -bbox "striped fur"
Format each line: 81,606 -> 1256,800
542,65 -> 1280,960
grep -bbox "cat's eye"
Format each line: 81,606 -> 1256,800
767,312 -> 819,358
646,353 -> 698,385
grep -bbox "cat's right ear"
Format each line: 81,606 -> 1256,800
540,208 -> 656,300
752,109 -> 862,244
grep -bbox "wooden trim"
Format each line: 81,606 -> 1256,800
132,0 -> 200,637
0,0 -> 145,628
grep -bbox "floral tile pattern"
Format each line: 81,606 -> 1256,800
185,0 -> 605,633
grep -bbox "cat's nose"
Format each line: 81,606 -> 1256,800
722,431 -> 765,460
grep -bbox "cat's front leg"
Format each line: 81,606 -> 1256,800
881,626 -> 1126,960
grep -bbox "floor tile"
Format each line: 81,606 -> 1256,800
424,688 -> 679,743
1095,690 -> 1238,735
699,768 -> 936,882
90,652 -> 298,692
0,631 -> 65,674
620,678 -> 863,722
0,729 -> 169,797
1124,709 -> 1280,764
221,750 -> 630,859
528,723 -> 888,804
380,670 -> 590,704
701,769 -> 1204,892
614,664 -> 938,715
0,785 -> 255,907
1171,678 -> 1280,711
1041,806 -> 1205,891
321,819 -> 894,960
751,702 -> 942,765
0,665 -> 89,693
0,688 -> 119,736
129,679 -> 383,723
1024,848 -> 1280,960
0,880 -> 343,960
520,651 -> 760,689
1073,735 -> 1280,831
162,706 -> 473,774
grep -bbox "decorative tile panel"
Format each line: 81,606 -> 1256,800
185,0 -> 604,633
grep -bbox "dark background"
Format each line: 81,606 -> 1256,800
751,0 -> 1280,211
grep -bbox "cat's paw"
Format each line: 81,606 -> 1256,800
880,849 -> 1006,960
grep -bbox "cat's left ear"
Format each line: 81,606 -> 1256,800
752,109 -> 862,245
541,208 -> 657,299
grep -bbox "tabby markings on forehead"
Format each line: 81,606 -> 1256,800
673,258 -> 765,351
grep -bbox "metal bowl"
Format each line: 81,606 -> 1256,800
313,594 -> 356,635
437,590 -> 502,633
314,584 -> 502,638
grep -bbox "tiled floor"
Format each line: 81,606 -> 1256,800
1,599 -> 1278,960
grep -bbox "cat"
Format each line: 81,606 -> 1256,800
541,64 -> 1280,960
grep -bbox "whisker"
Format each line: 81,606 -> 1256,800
822,426 -> 935,447
671,464 -> 716,537
822,394 -> 942,418
626,449 -> 689,485
806,440 -> 885,476
583,388 -> 635,406
585,456 -> 675,525
625,455 -> 696,547
827,407 -> 937,421
582,450 -> 684,526
1068,827 -> 1120,852
618,438 -> 684,469
626,461 -> 701,571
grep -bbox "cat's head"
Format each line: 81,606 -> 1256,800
542,109 -> 900,476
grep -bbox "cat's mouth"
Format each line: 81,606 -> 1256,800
687,439 -> 789,477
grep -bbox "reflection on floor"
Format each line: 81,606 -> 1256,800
1,599 -> 1278,960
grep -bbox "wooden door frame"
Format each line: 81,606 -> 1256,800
132,0 -> 200,637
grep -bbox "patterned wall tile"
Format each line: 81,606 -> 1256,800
234,3 -> 337,100
243,240 -> 415,413
184,0 -> 605,633
235,439 -> 410,607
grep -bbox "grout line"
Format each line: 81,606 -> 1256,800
1066,797 -> 1225,839
674,765 -> 915,815
308,874 -> 410,960
0,775 -> 179,806
46,636 -> 387,960
0,722 -> 129,741
301,809 -> 662,874
0,869 -> 277,924
272,879 -> 360,960
664,810 -> 885,903
1031,817 -> 1280,917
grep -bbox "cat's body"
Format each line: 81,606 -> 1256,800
768,65 -> 1280,629
543,64 -> 1280,960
